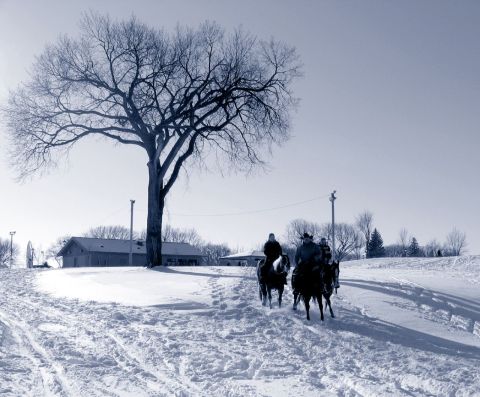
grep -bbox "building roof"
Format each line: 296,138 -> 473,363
219,250 -> 265,260
57,237 -> 203,257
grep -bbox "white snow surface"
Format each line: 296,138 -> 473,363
0,257 -> 479,396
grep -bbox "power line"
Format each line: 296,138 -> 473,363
166,193 -> 331,217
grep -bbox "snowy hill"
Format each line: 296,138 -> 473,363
0,257 -> 479,396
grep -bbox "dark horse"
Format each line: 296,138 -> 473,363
257,254 -> 290,308
292,261 -> 339,321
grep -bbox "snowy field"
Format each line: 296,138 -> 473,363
0,257 -> 479,396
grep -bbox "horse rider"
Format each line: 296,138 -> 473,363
261,233 -> 286,284
319,237 -> 332,265
319,237 -> 340,288
292,232 -> 321,309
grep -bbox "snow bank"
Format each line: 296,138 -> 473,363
36,266 -> 242,307
0,258 -> 478,396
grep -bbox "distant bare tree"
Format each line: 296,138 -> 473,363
3,13 -> 301,267
161,225 -> 204,247
0,238 -> 19,268
200,243 -> 231,265
353,234 -> 365,260
284,219 -> 322,247
355,211 -> 373,257
384,244 -> 404,257
46,235 -> 72,267
445,228 -> 467,256
320,222 -> 360,261
425,239 -> 442,257
398,228 -> 410,256
83,225 -> 134,240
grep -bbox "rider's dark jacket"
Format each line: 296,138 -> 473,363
294,241 -> 321,271
319,243 -> 332,265
264,240 -> 282,263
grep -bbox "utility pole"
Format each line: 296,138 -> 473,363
9,231 -> 16,268
329,191 -> 336,261
129,200 -> 135,266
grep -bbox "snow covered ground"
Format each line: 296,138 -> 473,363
0,257 -> 479,396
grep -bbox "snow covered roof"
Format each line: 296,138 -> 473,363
57,237 -> 203,257
219,250 -> 265,260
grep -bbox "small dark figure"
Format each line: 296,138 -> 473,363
437,249 -> 442,257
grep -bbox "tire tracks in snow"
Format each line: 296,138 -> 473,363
0,309 -> 76,397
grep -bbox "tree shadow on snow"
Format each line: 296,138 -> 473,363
341,279 -> 480,323
328,307 -> 480,360
332,279 -> 480,360
149,266 -> 256,280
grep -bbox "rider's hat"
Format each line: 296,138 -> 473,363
301,232 -> 313,239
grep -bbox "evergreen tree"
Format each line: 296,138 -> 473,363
367,228 -> 386,258
408,237 -> 422,257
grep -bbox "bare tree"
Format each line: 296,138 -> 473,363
200,243 -> 231,265
46,235 -> 72,267
353,234 -> 365,260
355,211 -> 373,257
320,222 -> 360,261
3,14 -> 301,267
284,218 -> 322,248
83,225 -> 134,240
425,239 -> 442,257
161,225 -> 203,247
384,244 -> 404,257
445,228 -> 467,256
398,228 -> 409,256
0,238 -> 19,268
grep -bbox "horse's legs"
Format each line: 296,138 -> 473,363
303,295 -> 311,321
318,294 -> 324,321
278,285 -> 284,308
267,286 -> 273,309
324,293 -> 335,318
260,283 -> 267,306
293,292 -> 299,310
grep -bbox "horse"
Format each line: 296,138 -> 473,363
292,261 -> 337,321
257,254 -> 290,309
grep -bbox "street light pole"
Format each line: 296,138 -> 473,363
329,191 -> 336,262
9,231 -> 16,268
129,200 -> 135,266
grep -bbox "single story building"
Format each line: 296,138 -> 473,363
219,250 -> 265,267
58,237 -> 204,267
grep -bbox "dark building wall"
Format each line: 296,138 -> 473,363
61,242 -> 202,267
90,253 -> 146,267
62,242 -> 90,268
162,256 -> 200,266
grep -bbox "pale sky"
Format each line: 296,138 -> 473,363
1,0 -> 479,259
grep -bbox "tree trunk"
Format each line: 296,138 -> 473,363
146,161 -> 164,267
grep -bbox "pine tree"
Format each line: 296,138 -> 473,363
408,237 -> 422,257
367,228 -> 386,258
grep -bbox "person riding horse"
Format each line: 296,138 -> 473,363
261,233 -> 286,285
319,237 -> 340,288
292,232 -> 321,310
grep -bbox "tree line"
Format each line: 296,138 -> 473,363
280,211 -> 467,261
45,209 -> 467,267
